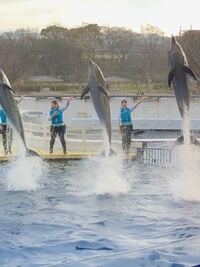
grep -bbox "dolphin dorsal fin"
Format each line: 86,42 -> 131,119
182,66 -> 197,80
80,85 -> 90,99
168,68 -> 175,87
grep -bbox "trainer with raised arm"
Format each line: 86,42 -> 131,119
49,97 -> 73,154
118,96 -> 148,153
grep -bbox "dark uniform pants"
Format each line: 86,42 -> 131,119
50,125 -> 66,152
121,124 -> 133,153
1,125 -> 13,153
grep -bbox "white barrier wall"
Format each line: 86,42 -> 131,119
17,96 -> 200,130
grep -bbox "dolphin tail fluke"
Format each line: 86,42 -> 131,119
171,35 -> 176,42
109,148 -> 117,156
100,148 -> 117,157
174,135 -> 200,146
182,66 -> 197,80
26,148 -> 40,157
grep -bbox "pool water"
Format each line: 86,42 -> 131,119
0,155 -> 200,267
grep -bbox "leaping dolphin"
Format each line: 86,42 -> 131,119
81,60 -> 114,155
0,69 -> 38,156
168,36 -> 199,145
168,36 -> 197,116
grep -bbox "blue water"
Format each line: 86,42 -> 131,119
0,156 -> 200,267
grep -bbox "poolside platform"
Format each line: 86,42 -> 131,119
0,154 -> 16,162
0,150 -> 137,162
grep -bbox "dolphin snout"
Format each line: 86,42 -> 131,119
171,35 -> 177,44
169,35 -> 177,50
171,35 -> 177,45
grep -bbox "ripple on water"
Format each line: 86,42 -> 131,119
0,160 -> 200,267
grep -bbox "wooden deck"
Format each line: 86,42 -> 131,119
0,150 -> 136,162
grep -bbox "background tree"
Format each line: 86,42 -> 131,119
0,23 -> 197,93
140,24 -> 168,85
0,29 -> 38,84
180,30 -> 200,77
38,26 -> 84,81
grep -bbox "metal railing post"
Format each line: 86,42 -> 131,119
44,123 -> 48,150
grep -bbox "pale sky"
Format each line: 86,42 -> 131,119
0,0 -> 199,36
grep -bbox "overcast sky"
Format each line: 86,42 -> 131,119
0,0 -> 199,35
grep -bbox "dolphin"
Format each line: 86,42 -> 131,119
168,36 -> 199,145
168,36 -> 197,117
81,60 -> 114,154
0,69 -> 38,156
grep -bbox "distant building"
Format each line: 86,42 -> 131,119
105,76 -> 132,82
105,76 -> 133,91
28,75 -> 63,83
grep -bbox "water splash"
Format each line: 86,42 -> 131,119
170,145 -> 200,202
182,109 -> 190,145
102,127 -> 110,157
170,108 -> 200,201
171,106 -> 200,201
9,121 -> 27,157
93,156 -> 129,195
5,156 -> 44,191
70,156 -> 130,196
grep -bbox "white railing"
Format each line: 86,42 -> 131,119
23,122 -> 108,151
22,121 -> 181,152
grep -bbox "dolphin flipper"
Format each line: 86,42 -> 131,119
3,84 -> 15,94
81,85 -> 90,99
100,148 -> 117,156
168,69 -> 175,87
97,85 -> 110,101
26,148 -> 40,157
182,66 -> 197,80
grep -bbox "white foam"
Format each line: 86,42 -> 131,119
170,107 -> 200,201
170,145 -> 200,202
93,156 -> 129,195
182,109 -> 190,145
102,127 -> 110,157
70,155 -> 130,196
5,156 -> 44,191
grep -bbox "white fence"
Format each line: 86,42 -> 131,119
18,96 -> 200,131
23,122 -> 124,152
